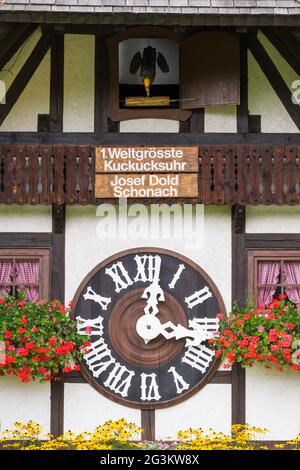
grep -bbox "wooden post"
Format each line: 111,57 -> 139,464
50,204 -> 65,437
231,205 -> 246,425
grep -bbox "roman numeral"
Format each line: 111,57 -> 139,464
168,263 -> 186,289
84,337 -> 115,378
83,286 -> 111,310
189,317 -> 219,337
104,364 -> 135,398
105,261 -> 133,293
185,286 -> 212,309
168,366 -> 189,394
77,316 -> 104,337
134,255 -> 162,283
140,373 -> 161,401
182,344 -> 215,373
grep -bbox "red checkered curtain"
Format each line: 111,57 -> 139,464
0,261 -> 12,294
283,262 -> 300,309
257,261 -> 280,307
16,261 -> 40,302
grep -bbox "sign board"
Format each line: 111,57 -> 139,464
95,146 -> 199,198
95,173 -> 198,198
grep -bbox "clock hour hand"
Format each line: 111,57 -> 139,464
141,279 -> 165,316
136,315 -> 218,347
159,320 -> 209,347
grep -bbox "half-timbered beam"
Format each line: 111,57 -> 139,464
248,33 -> 300,131
141,410 -> 155,441
262,28 -> 300,78
0,132 -> 299,145
50,204 -> 66,437
49,34 -> 64,132
94,35 -> 109,133
0,34 -> 51,127
231,205 -> 246,425
0,23 -> 38,72
237,33 -> 249,133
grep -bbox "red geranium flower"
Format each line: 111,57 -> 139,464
48,337 -> 57,345
16,348 -> 29,357
278,294 -> 286,300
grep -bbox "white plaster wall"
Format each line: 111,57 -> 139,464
64,384 -> 140,434
156,384 -> 231,438
120,119 -> 179,133
63,34 -> 94,132
258,32 -> 300,92
0,376 -> 50,435
0,39 -> 50,132
248,49 -> 298,133
205,106 -> 237,133
0,205 -> 52,232
246,206 -> 300,233
246,366 -> 300,440
65,205 -> 231,311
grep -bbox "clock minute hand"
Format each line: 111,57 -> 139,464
136,314 -> 217,347
141,279 -> 165,316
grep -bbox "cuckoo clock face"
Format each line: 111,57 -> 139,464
73,248 -> 225,409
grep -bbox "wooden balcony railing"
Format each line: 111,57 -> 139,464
0,144 -> 299,205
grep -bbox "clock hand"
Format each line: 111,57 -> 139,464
136,315 -> 218,347
141,279 -> 165,316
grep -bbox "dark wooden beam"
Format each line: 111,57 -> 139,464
248,33 -> 300,131
248,115 -> 261,133
0,233 -> 51,248
49,34 -> 64,132
50,380 -> 64,438
0,34 -> 51,127
179,118 -> 191,133
94,35 -> 109,133
50,204 -> 65,437
231,205 -> 246,425
0,132 -> 300,145
141,410 -> 155,441
190,109 -> 205,133
0,23 -> 38,72
237,34 -> 249,133
246,233 -> 300,249
263,28 -> 300,77
62,369 -> 232,384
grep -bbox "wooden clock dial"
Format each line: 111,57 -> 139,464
73,248 -> 225,409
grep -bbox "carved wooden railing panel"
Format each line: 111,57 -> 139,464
0,144 -> 300,205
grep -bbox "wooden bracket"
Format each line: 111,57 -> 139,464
232,204 -> 245,235
52,204 -> 65,235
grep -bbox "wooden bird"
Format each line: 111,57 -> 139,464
129,46 -> 169,98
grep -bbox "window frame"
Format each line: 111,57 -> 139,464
248,250 -> 300,306
0,248 -> 50,299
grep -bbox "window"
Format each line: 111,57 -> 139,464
0,249 -> 49,301
248,251 -> 300,308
